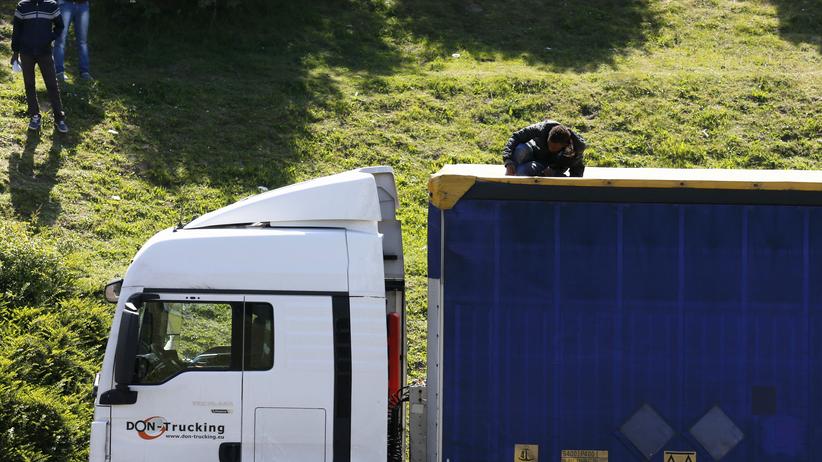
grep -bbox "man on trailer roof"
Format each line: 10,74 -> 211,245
502,120 -> 586,177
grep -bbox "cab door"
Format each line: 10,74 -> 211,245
110,293 -> 244,461
241,295 -> 336,462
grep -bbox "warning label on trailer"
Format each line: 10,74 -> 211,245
514,444 -> 539,462
561,449 -> 608,462
664,451 -> 696,462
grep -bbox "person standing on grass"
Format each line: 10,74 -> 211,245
502,120 -> 586,177
10,0 -> 69,133
54,0 -> 91,82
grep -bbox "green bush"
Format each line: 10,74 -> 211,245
0,383 -> 75,462
1,303 -> 109,396
0,221 -> 75,312
0,222 -> 110,462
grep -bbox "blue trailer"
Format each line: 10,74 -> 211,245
426,165 -> 822,462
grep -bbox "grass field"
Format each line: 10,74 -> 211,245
0,0 -> 819,459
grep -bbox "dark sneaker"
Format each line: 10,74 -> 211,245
56,72 -> 66,83
56,119 -> 69,134
28,114 -> 42,131
80,72 -> 93,80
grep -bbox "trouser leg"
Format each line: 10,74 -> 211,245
54,1 -> 72,75
37,54 -> 65,121
20,54 -> 40,116
512,143 -> 533,165
75,2 -> 90,74
511,142 -> 546,176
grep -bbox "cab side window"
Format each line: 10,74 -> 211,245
133,301 -> 274,384
245,302 -> 274,370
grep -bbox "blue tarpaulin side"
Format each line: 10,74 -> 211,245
440,199 -> 822,462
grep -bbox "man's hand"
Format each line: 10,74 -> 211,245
505,165 -> 516,176
10,53 -> 19,67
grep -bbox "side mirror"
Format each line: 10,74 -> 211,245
104,278 -> 123,303
114,302 -> 140,386
100,302 -> 140,405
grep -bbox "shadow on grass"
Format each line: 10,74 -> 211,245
390,0 -> 660,70
7,79 -> 103,224
8,131 -> 62,225
89,0 -> 404,199
768,0 -> 821,52
83,0 -> 660,207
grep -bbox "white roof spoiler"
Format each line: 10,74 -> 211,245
184,168 -> 386,229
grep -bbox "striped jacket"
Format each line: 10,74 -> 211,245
11,0 -> 64,56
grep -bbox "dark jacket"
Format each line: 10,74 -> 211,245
502,119 -> 587,177
11,0 -> 63,56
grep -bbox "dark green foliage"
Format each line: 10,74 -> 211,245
0,223 -> 110,462
2,301 -> 109,396
0,221 -> 74,310
0,383 -> 75,462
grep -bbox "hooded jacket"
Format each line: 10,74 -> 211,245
502,119 -> 587,177
11,0 -> 63,56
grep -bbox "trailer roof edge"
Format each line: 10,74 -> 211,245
428,170 -> 476,210
428,165 -> 822,209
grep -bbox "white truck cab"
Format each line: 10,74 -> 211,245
91,167 -> 405,462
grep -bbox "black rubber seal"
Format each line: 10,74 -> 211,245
332,295 -> 352,462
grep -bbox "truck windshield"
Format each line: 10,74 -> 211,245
132,301 -> 273,384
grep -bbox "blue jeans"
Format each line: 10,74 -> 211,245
512,143 -> 545,176
54,0 -> 90,75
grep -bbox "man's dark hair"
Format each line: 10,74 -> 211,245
548,125 -> 572,145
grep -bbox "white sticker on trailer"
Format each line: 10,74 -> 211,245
561,449 -> 608,462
